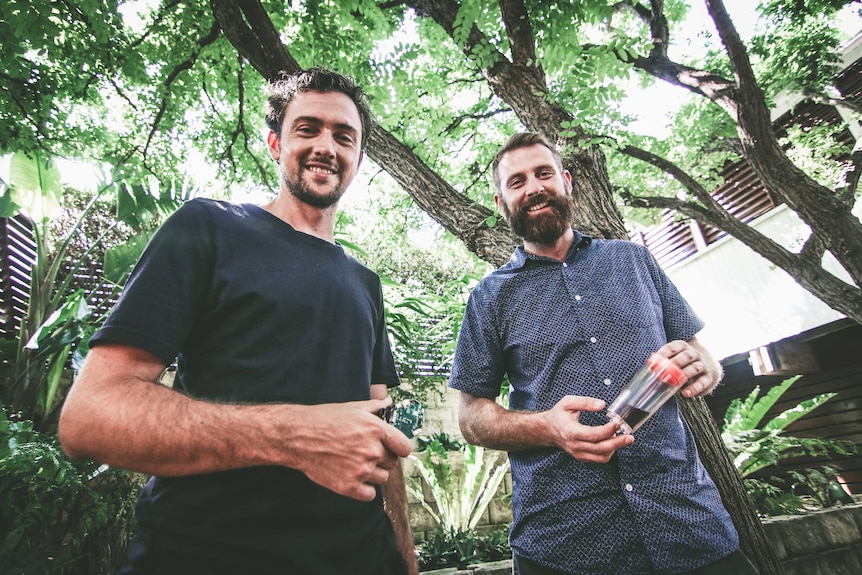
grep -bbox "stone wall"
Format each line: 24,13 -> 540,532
763,503 -> 862,575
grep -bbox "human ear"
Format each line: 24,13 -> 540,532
266,130 -> 280,161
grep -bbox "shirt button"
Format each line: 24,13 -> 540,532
590,337 -> 597,343
604,378 -> 612,386
574,295 -> 581,301
563,262 -> 568,268
625,484 -> 633,492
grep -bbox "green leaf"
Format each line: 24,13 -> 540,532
744,376 -> 799,429
763,392 -> 836,432
8,150 -> 62,222
39,342 -> 72,415
0,186 -> 21,217
103,231 -> 155,285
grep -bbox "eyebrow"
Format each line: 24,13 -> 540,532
290,116 -> 360,136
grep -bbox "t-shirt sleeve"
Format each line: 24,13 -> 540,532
373,283 -> 401,388
90,200 -> 214,364
447,286 -> 506,399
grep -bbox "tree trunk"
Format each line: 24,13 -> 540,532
678,398 -> 783,575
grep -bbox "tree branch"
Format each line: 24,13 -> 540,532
210,0 -> 301,81
619,143 -> 725,211
619,143 -> 862,313
834,135 -> 862,205
408,0 -> 628,240
498,0 -> 538,68
209,0 -> 519,265
143,21 -> 221,161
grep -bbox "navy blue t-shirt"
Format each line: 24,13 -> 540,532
92,198 -> 402,574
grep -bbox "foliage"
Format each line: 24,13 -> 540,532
721,376 -> 857,478
788,464 -> 855,507
407,436 -> 509,534
383,272 -> 476,403
416,526 -> 510,571
416,431 -> 464,453
742,476 -> 810,517
3,0 -> 862,328
0,402 -> 143,575
330,168 -> 488,403
0,151 -> 190,429
743,464 -> 854,517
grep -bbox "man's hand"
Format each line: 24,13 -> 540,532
288,398 -> 414,501
546,395 -> 634,462
655,337 -> 723,398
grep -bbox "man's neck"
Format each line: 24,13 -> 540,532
261,192 -> 338,243
523,228 -> 575,262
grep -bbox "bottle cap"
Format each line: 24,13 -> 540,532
646,354 -> 687,387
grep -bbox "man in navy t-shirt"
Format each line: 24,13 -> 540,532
59,68 -> 417,575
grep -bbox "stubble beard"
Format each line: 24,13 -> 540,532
282,168 -> 345,209
501,193 -> 575,245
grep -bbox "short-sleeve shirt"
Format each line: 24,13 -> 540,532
91,198 -> 401,574
448,232 -> 737,574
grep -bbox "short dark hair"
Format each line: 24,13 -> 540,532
265,67 -> 374,150
491,132 -> 564,191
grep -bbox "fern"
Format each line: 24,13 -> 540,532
721,376 -> 856,478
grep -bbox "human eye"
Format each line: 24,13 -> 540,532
507,177 -> 524,190
291,121 -> 318,136
336,131 -> 357,145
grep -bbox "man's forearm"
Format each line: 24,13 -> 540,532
60,345 -> 413,501
459,393 -> 555,452
62,368 -> 325,476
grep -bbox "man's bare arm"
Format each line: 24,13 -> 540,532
458,392 -> 633,463
58,344 -> 412,501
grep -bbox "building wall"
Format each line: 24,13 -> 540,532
665,203 -> 850,362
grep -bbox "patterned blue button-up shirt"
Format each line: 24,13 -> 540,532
448,232 -> 737,574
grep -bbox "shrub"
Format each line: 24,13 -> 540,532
721,376 -> 857,516
0,404 -> 143,575
416,527 -> 510,571
408,437 -> 510,533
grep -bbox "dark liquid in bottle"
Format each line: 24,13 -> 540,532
622,407 -> 651,430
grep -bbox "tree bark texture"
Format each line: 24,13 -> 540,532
678,397 -> 783,575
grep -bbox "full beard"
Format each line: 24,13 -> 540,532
283,170 -> 345,209
501,194 -> 575,244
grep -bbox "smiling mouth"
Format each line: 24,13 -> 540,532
306,165 -> 337,175
526,201 -> 550,212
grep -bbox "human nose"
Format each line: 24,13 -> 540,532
312,132 -> 336,157
524,176 -> 544,196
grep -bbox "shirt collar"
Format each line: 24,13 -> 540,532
507,230 -> 593,269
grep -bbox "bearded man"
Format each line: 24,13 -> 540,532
447,132 -> 758,575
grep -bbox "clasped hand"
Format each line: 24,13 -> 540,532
547,396 -> 634,463
292,398 -> 413,501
